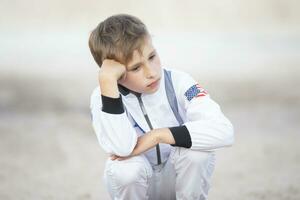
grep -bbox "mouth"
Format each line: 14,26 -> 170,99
147,78 -> 161,88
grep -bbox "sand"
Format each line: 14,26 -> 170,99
0,71 -> 299,200
1,0 -> 300,198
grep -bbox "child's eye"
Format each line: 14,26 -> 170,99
132,66 -> 140,71
149,54 -> 156,60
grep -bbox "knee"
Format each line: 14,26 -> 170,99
104,156 -> 152,188
174,149 -> 216,198
179,148 -> 215,169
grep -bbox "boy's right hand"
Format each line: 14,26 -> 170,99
98,59 -> 127,98
99,59 -> 127,82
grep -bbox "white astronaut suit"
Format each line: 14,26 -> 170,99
90,67 -> 234,200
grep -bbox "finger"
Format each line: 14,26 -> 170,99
122,72 -> 127,80
117,156 -> 128,161
110,155 -> 118,160
119,73 -> 127,82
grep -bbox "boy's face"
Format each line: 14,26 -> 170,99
118,37 -> 162,94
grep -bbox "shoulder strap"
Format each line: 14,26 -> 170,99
164,69 -> 184,125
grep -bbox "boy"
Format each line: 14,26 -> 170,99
89,14 -> 234,200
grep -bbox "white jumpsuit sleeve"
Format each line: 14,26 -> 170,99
172,70 -> 234,151
90,87 -> 137,156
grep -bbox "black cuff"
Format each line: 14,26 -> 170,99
169,125 -> 192,148
101,95 -> 124,114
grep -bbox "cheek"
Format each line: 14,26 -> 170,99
124,74 -> 142,86
150,57 -> 161,71
154,59 -> 162,71
154,55 -> 161,66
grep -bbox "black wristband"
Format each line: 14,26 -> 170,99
101,95 -> 124,114
169,125 -> 192,148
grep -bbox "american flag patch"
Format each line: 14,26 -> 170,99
184,84 -> 208,101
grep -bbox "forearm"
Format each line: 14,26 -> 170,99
99,74 -> 119,98
130,128 -> 175,156
91,91 -> 138,156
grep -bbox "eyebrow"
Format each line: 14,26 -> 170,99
128,49 -> 156,70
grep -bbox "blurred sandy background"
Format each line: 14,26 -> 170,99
1,0 -> 300,199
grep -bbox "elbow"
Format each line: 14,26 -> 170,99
223,123 -> 235,147
225,133 -> 234,147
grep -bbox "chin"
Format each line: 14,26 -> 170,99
144,86 -> 160,94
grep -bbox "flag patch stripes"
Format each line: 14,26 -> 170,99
184,84 -> 208,101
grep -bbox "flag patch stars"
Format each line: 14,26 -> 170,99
184,84 -> 208,101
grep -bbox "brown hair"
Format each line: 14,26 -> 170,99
88,14 -> 150,67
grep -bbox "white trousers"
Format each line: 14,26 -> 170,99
103,147 -> 216,200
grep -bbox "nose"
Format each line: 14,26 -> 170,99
144,64 -> 157,79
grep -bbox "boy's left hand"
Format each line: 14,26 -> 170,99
109,128 -> 175,161
110,154 -> 130,161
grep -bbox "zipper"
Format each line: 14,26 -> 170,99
135,93 -> 162,165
